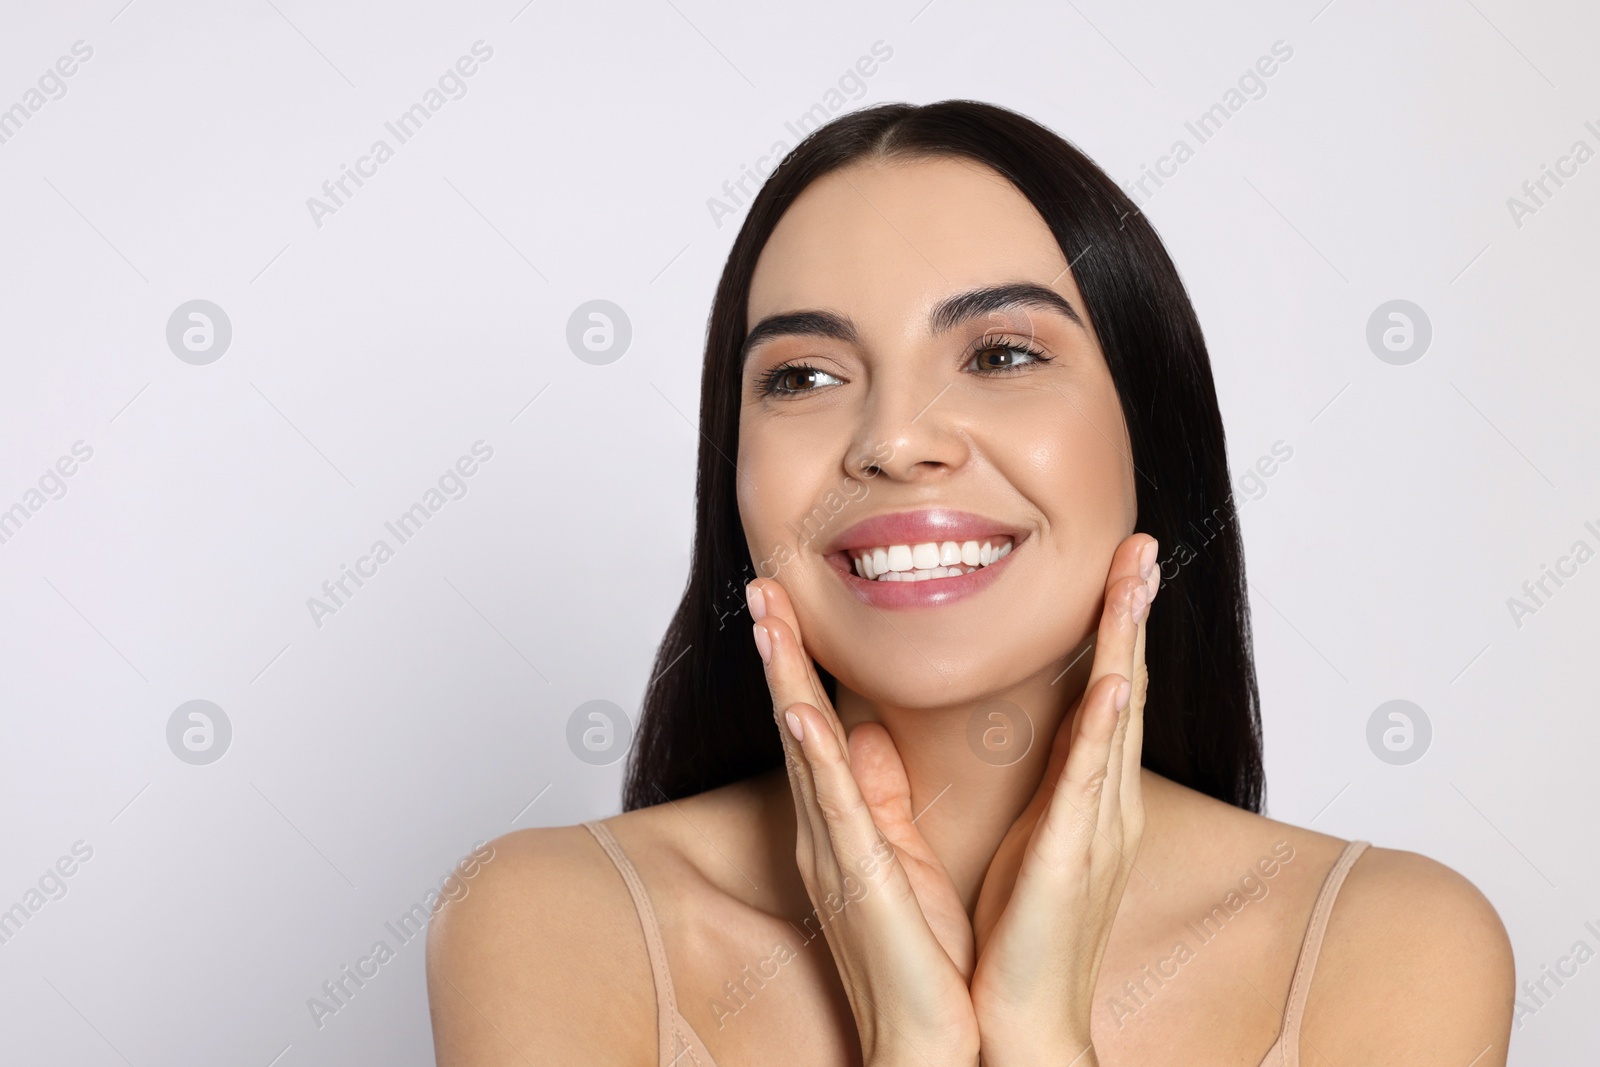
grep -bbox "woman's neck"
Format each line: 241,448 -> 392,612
829,634 -> 1096,912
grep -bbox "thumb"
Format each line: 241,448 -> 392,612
849,721 -> 916,830
849,721 -> 977,978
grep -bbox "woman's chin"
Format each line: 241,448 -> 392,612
819,662 -> 1043,717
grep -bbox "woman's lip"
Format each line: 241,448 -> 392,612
826,532 -> 1027,609
826,508 -> 1024,556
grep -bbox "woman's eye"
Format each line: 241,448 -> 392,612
970,341 -> 1048,373
760,365 -> 842,396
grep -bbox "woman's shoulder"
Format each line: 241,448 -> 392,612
425,781 -> 775,1063
1305,837 -> 1515,1061
424,819 -> 661,1065
1147,773 -> 1514,1060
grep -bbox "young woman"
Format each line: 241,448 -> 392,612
427,101 -> 1514,1066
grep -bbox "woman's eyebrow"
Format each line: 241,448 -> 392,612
742,282 -> 1083,364
929,282 -> 1084,333
742,310 -> 858,364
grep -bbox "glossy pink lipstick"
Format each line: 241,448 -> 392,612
824,508 -> 1027,609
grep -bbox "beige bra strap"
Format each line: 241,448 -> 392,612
1277,839 -> 1370,1056
584,820 -> 684,1065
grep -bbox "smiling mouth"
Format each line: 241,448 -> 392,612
847,536 -> 1014,582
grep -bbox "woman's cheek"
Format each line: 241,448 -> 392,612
736,434 -> 788,551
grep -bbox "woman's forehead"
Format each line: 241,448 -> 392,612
746,156 -> 1077,334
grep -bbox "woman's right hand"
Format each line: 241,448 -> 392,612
749,577 -> 979,1067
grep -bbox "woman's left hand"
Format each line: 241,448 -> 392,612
967,533 -> 1158,1066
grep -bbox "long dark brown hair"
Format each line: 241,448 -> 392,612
623,100 -> 1265,814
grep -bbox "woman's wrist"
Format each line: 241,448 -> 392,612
864,1033 -> 981,1067
862,1023 -> 981,1067
979,1032 -> 1097,1067
867,1050 -> 978,1067
981,1048 -> 1098,1067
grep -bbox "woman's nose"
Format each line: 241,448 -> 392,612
847,377 -> 970,482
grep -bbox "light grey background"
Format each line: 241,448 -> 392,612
1,0 -> 1595,1063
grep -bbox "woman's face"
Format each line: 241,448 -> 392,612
738,155 -> 1136,709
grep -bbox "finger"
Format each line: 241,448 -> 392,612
1058,541 -> 1140,815
751,604 -> 822,862
760,619 -> 888,893
853,723 -> 978,978
1102,557 -> 1154,833
1121,602 -> 1149,820
777,700 -> 823,865
850,722 -> 916,830
750,578 -> 845,748
755,610 -> 842,761
1083,535 -> 1154,723
792,703 -> 879,859
1143,536 -> 1162,603
1033,672 -> 1128,874
1125,536 -> 1156,703
755,613 -> 831,856
1099,682 -> 1130,842
786,700 -> 922,918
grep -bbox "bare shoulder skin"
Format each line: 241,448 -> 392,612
1103,775 -> 1514,1064
1299,841 -> 1515,1064
426,822 -> 658,1066
428,776 -> 867,1065
428,769 -> 1514,1066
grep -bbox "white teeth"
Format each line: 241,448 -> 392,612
850,536 -> 1015,583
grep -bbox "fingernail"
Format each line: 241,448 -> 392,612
785,710 -> 804,742
746,581 -> 768,622
753,622 -> 772,665
1130,585 -> 1149,623
1139,539 -> 1158,580
1114,679 -> 1131,711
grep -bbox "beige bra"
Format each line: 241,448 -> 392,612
584,819 -> 1370,1067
